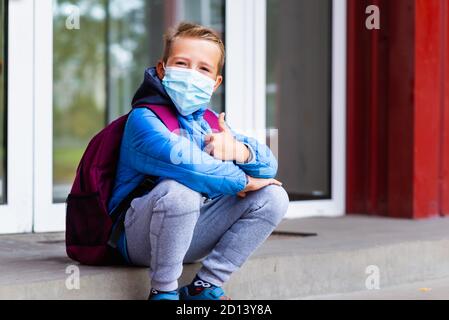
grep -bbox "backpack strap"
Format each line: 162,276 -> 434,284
142,105 -> 180,132
203,109 -> 220,132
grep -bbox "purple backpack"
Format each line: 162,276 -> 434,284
65,105 -> 219,266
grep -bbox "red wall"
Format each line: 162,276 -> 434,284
347,0 -> 449,219
441,0 -> 449,216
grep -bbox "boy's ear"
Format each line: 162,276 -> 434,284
156,61 -> 165,80
213,75 -> 223,92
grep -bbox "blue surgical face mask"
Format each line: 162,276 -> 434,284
161,65 -> 216,116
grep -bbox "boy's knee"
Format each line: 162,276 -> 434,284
255,185 -> 289,225
153,179 -> 202,215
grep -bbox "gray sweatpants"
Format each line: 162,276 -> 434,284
123,178 -> 290,292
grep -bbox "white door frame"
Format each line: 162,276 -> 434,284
225,0 -> 267,144
5,0 -> 65,233
226,0 -> 347,219
0,0 -> 34,234
1,0 -> 62,233
33,0 -> 64,232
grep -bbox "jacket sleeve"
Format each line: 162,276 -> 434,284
124,108 -> 248,198
232,130 -> 279,179
225,124 -> 278,179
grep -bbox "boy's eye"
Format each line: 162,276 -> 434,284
200,67 -> 210,72
175,61 -> 187,66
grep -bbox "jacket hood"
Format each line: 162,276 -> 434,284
131,67 -> 173,108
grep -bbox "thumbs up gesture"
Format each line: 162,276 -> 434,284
204,112 -> 250,163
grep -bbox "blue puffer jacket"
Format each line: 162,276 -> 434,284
108,67 -> 278,263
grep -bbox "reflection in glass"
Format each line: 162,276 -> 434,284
53,0 -> 107,201
53,0 -> 225,202
267,0 -> 332,200
0,1 -> 7,204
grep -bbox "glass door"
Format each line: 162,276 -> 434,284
2,0 -> 346,233
267,0 -> 332,201
33,0 -> 226,232
225,0 -> 346,219
266,0 -> 346,218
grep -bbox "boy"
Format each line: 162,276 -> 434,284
108,22 -> 289,300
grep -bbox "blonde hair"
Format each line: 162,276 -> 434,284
162,22 -> 225,74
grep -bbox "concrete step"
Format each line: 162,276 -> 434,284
299,277 -> 449,300
1,215 -> 449,299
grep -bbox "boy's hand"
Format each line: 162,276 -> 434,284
204,113 -> 250,163
237,175 -> 283,198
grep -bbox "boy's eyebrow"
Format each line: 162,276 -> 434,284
171,55 -> 191,61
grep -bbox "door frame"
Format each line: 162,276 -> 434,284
1,0 -> 64,233
2,0 -> 346,234
0,0 -> 34,234
33,0 -> 62,232
226,0 -> 347,218
1,0 -> 63,233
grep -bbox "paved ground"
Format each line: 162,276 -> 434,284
300,277 -> 449,300
1,215 -> 449,299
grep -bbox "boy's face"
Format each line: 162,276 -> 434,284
157,37 -> 223,92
